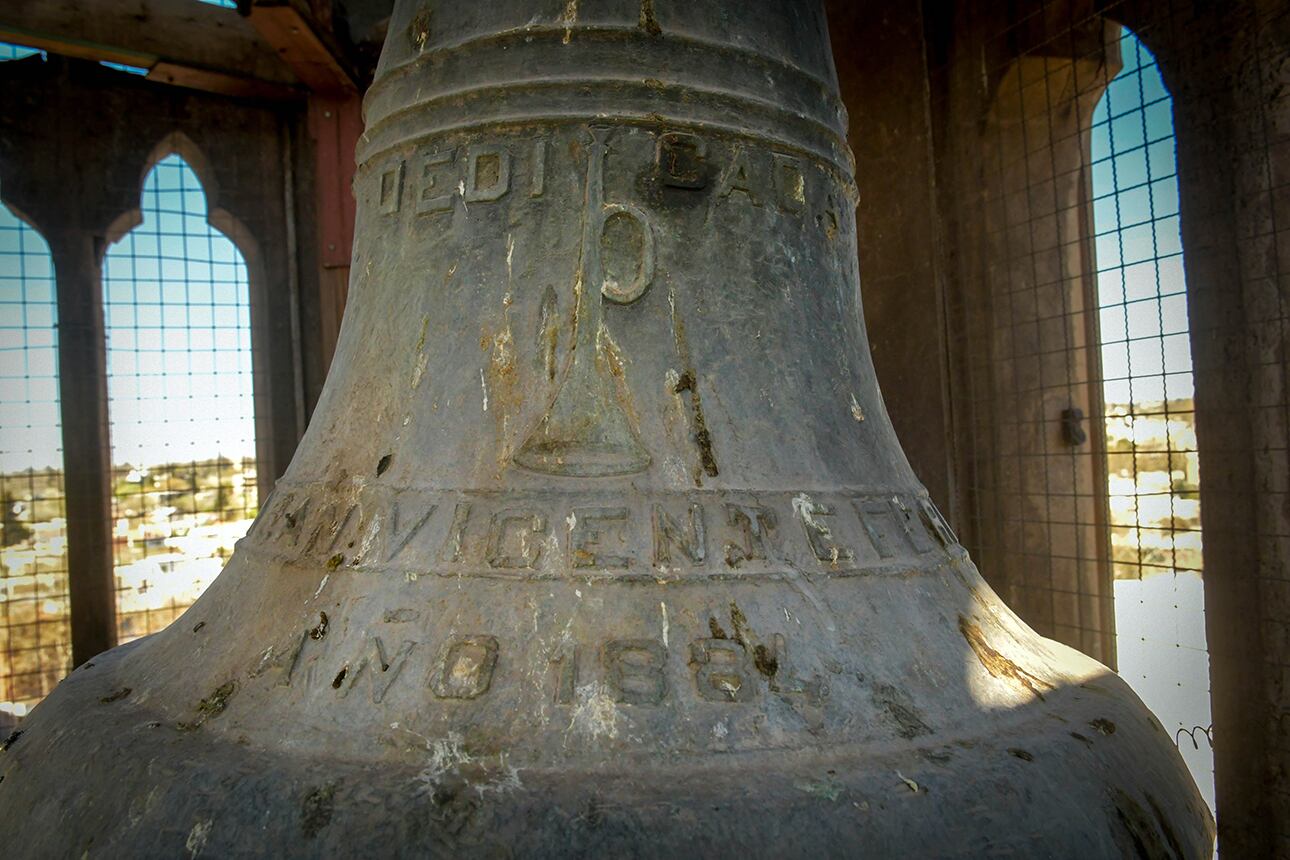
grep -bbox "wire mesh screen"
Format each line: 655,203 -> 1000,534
103,154 -> 258,644
942,14 -> 1116,664
0,197 -> 68,721
0,42 -> 64,722
925,0 -> 1290,849
1090,27 -> 1212,810
1236,4 -> 1290,843
928,3 -> 1217,818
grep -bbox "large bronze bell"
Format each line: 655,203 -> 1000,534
0,0 -> 1213,855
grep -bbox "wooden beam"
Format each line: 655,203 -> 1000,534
248,3 -> 358,95
0,0 -> 300,93
308,94 -> 362,375
47,231 -> 118,666
0,22 -> 156,68
147,61 -> 299,101
309,96 -> 362,266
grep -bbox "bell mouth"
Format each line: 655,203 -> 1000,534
2,626 -> 1212,858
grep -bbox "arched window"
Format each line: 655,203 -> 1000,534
0,197 -> 67,720
103,154 -> 258,643
1091,28 -> 1212,811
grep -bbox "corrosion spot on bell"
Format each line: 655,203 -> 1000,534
752,644 -> 778,679
672,370 -> 719,479
99,687 -> 132,705
1091,718 -> 1117,736
639,0 -> 661,36
177,681 -> 236,731
958,614 -> 1053,701
407,7 -> 431,52
301,783 -> 338,839
309,611 -> 329,641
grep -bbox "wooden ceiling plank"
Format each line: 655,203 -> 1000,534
0,23 -> 157,68
247,4 -> 358,95
147,61 -> 300,101
1,0 -> 299,86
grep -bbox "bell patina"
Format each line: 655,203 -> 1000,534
0,1 -> 1213,855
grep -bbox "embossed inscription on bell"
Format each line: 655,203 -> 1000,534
0,1 -> 1213,856
514,127 -> 653,477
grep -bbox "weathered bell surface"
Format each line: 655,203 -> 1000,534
0,1 -> 1213,855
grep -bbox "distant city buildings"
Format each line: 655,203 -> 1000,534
0,455 -> 256,717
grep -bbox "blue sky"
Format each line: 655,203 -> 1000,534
102,156 -> 256,469
0,201 -> 59,473
1093,28 -> 1213,814
1090,30 -> 1194,409
1,153 -> 255,472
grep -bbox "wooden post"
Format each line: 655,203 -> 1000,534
308,94 -> 361,373
49,229 -> 117,664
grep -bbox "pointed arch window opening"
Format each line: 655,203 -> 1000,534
0,196 -> 69,720
103,154 -> 259,645
1090,27 -> 1213,813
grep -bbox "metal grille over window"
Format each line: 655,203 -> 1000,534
1091,28 -> 1213,812
103,155 -> 258,644
0,196 -> 68,722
